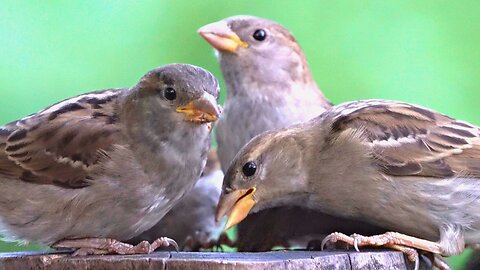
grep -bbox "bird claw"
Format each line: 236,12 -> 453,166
353,237 -> 360,252
53,237 -> 178,255
153,237 -> 179,252
182,232 -> 234,252
432,254 -> 451,270
320,232 -> 455,270
321,232 -> 360,251
206,233 -> 235,251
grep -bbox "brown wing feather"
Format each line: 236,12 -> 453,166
328,100 -> 480,178
0,128 -> 24,179
0,89 -> 124,188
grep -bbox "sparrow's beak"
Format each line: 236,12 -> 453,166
198,20 -> 248,53
176,92 -> 220,123
215,187 -> 256,231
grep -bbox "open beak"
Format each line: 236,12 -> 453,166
176,92 -> 220,123
215,187 -> 256,231
198,20 -> 248,53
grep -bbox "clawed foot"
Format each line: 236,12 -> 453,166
183,232 -> 235,251
431,254 -> 451,270
307,238 -> 351,251
52,237 -> 179,256
321,232 -> 450,270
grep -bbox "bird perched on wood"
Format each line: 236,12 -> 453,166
216,99 -> 480,269
198,15 -> 387,251
128,149 -> 233,251
0,63 -> 221,255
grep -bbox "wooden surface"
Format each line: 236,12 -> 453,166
0,250 -> 432,270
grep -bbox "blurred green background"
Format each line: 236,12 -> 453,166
0,0 -> 479,268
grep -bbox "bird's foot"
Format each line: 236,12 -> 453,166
212,233 -> 237,251
308,238 -> 351,250
432,254 -> 451,270
52,237 -> 179,256
321,231 -> 449,270
183,232 -> 235,251
217,233 -> 235,248
418,253 -> 451,270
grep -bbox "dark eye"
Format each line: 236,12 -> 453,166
252,29 -> 267,41
164,87 -> 176,100
242,161 -> 257,177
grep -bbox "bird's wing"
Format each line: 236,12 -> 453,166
0,89 -> 124,188
327,100 -> 480,178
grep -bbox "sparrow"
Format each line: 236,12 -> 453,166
198,15 -> 331,173
0,63 -> 221,256
198,15 -> 388,251
216,99 -> 480,269
127,149 -> 233,251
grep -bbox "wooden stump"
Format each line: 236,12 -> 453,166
0,250 -> 432,270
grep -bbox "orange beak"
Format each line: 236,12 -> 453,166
176,92 -> 220,123
215,187 -> 257,231
198,20 -> 248,53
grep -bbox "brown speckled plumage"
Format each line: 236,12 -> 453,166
219,99 -> 480,268
199,15 -> 387,251
0,64 -> 220,255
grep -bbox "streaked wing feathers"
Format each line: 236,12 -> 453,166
0,89 -> 123,188
329,100 -> 480,178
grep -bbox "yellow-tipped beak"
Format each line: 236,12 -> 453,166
176,92 -> 220,123
198,20 -> 248,53
215,187 -> 256,231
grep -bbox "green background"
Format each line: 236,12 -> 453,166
0,1 -> 478,268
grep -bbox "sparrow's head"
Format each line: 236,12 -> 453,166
198,15 -> 313,86
215,128 -> 308,231
130,63 -> 221,124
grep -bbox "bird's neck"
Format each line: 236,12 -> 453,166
224,71 -> 327,103
252,192 -> 318,213
117,95 -> 210,189
219,55 -> 331,109
303,126 -> 384,218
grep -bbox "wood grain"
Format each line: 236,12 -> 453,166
0,250 -> 432,270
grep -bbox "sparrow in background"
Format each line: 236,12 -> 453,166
0,64 -> 221,255
216,99 -> 480,269
198,15 -> 331,173
198,15 -> 387,251
128,149 -> 233,251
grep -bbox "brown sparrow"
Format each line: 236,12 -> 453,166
198,15 -> 388,252
217,99 -> 479,269
0,63 -> 221,255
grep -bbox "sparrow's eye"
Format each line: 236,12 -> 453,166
164,87 -> 177,101
252,29 -> 267,41
242,161 -> 257,177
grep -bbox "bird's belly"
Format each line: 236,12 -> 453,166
364,176 -> 480,242
310,175 -> 480,242
0,175 -> 178,245
72,176 -> 192,242
0,126 -> 207,246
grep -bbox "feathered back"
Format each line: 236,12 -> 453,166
327,100 -> 480,178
